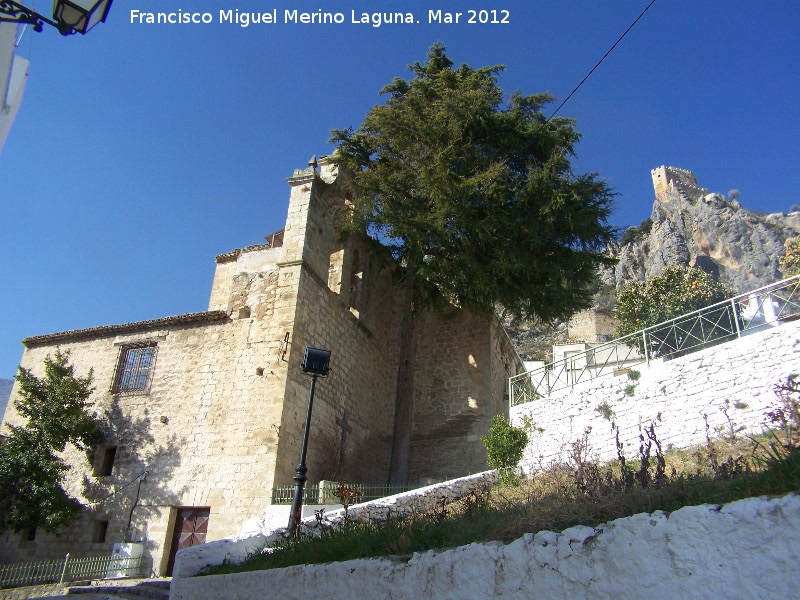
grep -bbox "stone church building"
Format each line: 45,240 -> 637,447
0,156 -> 522,574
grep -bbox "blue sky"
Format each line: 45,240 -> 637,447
1,0 -> 798,378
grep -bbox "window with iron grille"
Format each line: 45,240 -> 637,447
113,343 -> 157,393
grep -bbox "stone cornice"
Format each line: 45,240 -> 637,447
275,259 -> 304,268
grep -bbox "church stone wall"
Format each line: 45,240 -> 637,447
409,310 -> 521,482
0,314 -> 292,574
273,263 -> 400,487
0,154 -> 523,575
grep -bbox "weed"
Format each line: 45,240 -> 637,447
623,369 -> 640,397
520,414 -> 545,435
720,399 -> 746,442
333,480 -> 362,526
696,413 -> 751,479
595,401 -> 614,421
750,374 -> 800,466
766,375 -> 800,451
206,377 -> 800,576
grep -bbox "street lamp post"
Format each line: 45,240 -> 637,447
0,0 -> 113,35
288,347 -> 331,534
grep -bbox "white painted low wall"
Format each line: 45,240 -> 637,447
172,471 -> 497,580
512,320 -> 800,470
170,493 -> 800,599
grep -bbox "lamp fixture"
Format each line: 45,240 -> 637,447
0,0 -> 113,35
301,347 -> 331,376
288,347 -> 331,534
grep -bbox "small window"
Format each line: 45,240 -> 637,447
238,307 -> 251,319
94,445 -> 117,477
113,343 -> 157,392
23,527 -> 36,541
92,520 -> 109,543
348,249 -> 364,315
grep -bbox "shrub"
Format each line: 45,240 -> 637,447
595,401 -> 614,421
481,415 -> 528,473
619,218 -> 653,246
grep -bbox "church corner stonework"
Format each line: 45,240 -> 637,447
0,155 -> 523,573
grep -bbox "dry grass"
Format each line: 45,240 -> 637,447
207,376 -> 800,575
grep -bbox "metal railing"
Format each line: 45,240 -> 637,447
271,482 -> 422,505
510,274 -> 800,406
0,552 -> 146,589
271,484 -> 320,505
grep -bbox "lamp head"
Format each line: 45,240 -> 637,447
52,0 -> 113,34
301,347 -> 331,376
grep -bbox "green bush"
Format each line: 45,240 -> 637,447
616,266 -> 735,357
619,218 -> 653,246
481,415 -> 528,472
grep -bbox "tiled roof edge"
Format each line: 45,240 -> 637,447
215,243 -> 275,263
22,310 -> 229,347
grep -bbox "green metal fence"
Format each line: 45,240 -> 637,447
271,482 -> 422,505
0,552 -> 146,589
510,274 -> 800,405
271,483 -> 321,505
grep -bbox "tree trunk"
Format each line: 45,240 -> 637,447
387,273 -> 418,485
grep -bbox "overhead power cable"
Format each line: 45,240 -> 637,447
547,0 -> 658,122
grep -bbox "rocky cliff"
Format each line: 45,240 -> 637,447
602,167 -> 800,294
507,167 -> 800,361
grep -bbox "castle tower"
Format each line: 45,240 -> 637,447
651,166 -> 708,202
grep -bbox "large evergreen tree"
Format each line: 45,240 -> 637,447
331,45 -> 616,483
0,350 -> 102,534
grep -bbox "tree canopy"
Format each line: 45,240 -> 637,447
0,350 -> 102,534
616,267 -> 735,359
331,43 -> 616,322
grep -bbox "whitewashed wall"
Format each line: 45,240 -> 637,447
172,471 -> 497,580
170,493 -> 800,600
512,320 -> 800,471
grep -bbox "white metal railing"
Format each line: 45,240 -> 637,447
510,274 -> 800,406
0,552 -> 146,589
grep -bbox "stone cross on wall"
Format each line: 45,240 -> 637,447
335,408 -> 352,468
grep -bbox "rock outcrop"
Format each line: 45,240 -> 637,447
603,166 -> 800,293
505,167 -> 800,360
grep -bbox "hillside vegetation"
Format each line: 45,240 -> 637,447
208,376 -> 800,575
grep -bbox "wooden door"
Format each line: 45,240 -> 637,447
166,507 -> 210,576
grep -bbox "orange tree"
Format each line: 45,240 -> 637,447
779,236 -> 800,277
616,266 -> 734,356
